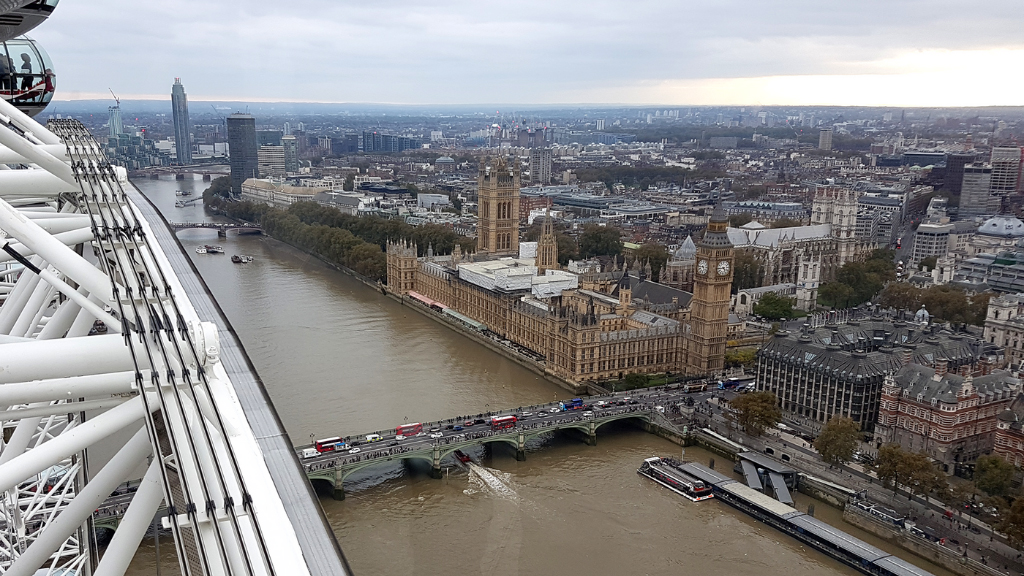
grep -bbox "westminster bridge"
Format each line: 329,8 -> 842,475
86,386 -> 701,534
300,386 -> 697,500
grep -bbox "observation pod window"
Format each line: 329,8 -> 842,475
0,35 -> 55,117
0,1 -> 59,44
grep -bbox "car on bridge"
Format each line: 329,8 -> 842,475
348,447 -> 361,454
430,432 -> 443,439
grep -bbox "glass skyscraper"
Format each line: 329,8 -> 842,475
227,113 -> 258,196
107,105 -> 123,139
170,77 -> 192,165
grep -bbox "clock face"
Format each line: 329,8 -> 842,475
717,260 -> 731,276
697,259 -> 708,275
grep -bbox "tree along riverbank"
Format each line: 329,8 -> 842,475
203,181 -> 474,283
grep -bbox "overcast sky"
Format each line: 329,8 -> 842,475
32,0 -> 1024,107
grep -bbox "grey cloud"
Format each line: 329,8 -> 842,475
30,0 -> 1024,103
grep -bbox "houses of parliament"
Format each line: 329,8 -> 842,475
386,156 -> 734,388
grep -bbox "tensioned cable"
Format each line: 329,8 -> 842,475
49,120 -> 204,576
100,163 -> 272,575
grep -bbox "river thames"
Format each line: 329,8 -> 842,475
124,175 -> 951,576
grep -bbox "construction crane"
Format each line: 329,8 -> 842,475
108,88 -> 119,106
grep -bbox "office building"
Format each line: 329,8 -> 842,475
257,145 -> 285,177
257,130 -> 283,147
170,78 -> 192,165
360,131 -> 420,153
227,113 -> 258,196
959,164 -> 996,217
282,135 -> 298,173
944,152 -> 976,195
756,311 -> 983,432
991,147 -> 1023,195
910,221 -> 975,265
818,128 -> 833,151
529,148 -> 552,185
595,119 -> 605,131
107,105 -> 123,139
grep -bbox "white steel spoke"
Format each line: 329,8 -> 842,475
0,76 -> 316,576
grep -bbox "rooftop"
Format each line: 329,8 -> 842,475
758,317 -> 983,380
728,223 -> 832,248
891,364 -> 1019,404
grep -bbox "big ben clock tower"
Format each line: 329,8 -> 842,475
686,204 -> 734,376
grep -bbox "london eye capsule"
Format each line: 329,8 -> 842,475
0,35 -> 56,117
0,0 -> 60,42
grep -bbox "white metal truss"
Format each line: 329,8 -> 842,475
0,98 -> 312,575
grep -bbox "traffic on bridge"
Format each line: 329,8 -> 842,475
299,385 -> 718,499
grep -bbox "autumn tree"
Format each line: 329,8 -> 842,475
634,243 -> 670,281
874,444 -> 945,499
731,252 -> 762,293
878,283 -> 922,311
202,175 -> 232,199
729,213 -> 753,227
753,292 -> 798,320
974,454 -> 1014,497
725,348 -> 757,369
729,392 -> 781,436
813,416 -> 861,466
578,224 -> 623,258
998,497 -> 1024,547
819,249 -> 896,308
770,217 -> 804,228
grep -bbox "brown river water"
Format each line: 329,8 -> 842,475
121,175 -> 951,576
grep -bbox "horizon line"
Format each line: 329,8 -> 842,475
47,97 -> 1024,110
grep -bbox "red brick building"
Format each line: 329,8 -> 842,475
520,194 -> 553,223
875,363 -> 1020,472
994,406 -> 1024,467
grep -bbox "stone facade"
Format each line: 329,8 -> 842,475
386,174 -> 733,387
477,156 -> 520,256
984,293 -> 1024,368
688,206 -> 734,376
663,236 -> 695,292
727,222 -> 835,311
811,185 -> 865,266
875,365 -> 1020,472
385,238 -> 733,386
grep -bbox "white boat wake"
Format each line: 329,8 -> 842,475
466,462 -> 519,501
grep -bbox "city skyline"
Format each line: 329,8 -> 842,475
32,0 -> 1024,107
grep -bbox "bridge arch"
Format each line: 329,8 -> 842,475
593,413 -> 651,433
337,453 -> 434,483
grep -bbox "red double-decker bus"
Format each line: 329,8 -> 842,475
490,416 -> 517,430
314,437 -> 345,453
396,423 -> 423,437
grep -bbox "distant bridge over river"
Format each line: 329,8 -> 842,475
168,221 -> 264,236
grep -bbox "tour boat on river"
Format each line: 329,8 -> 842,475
638,457 -> 714,501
